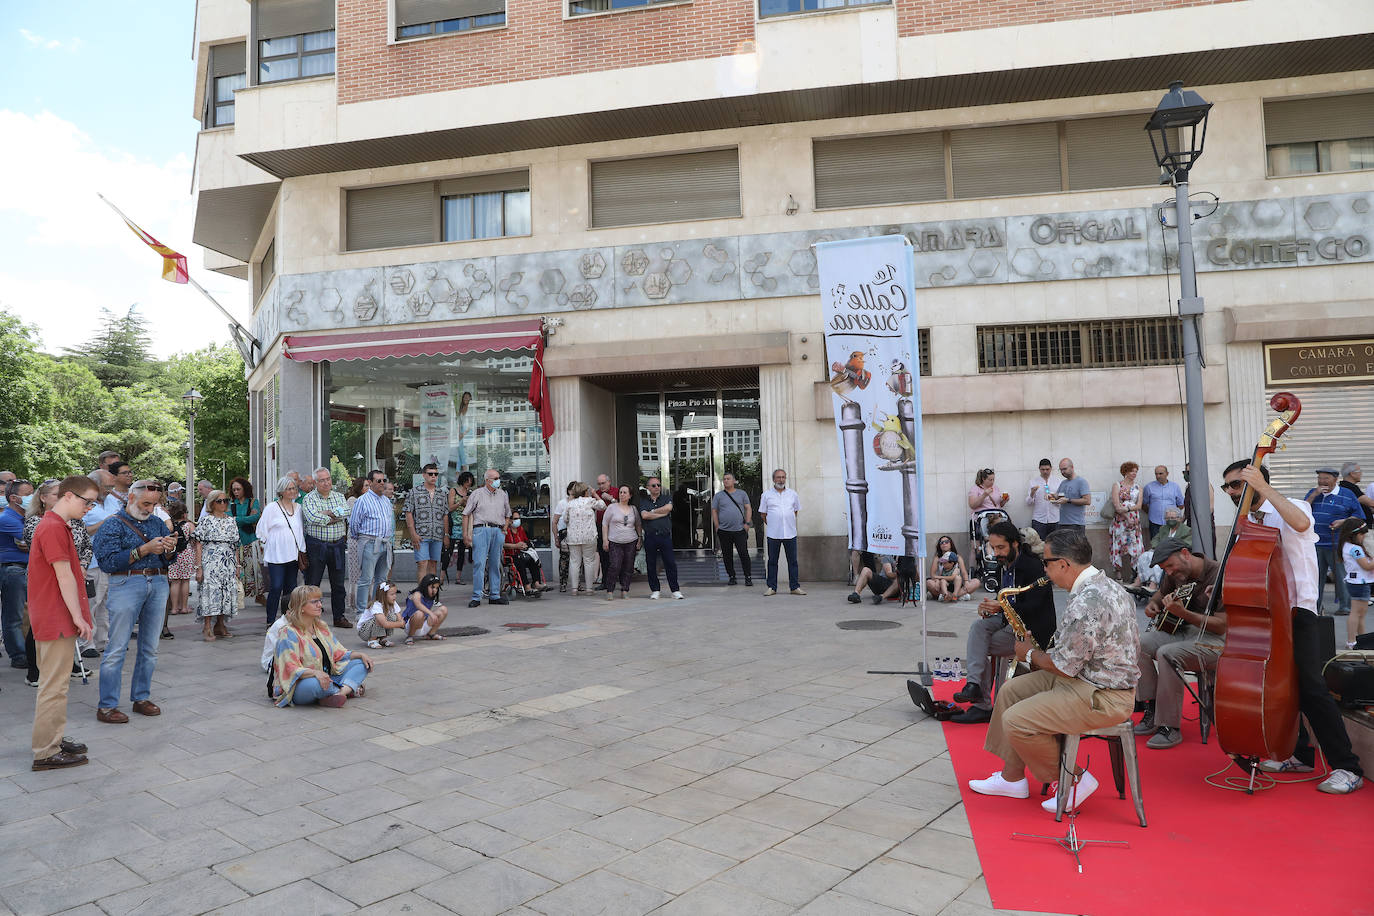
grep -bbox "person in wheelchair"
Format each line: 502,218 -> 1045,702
503,510 -> 547,595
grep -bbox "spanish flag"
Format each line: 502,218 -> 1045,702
104,197 -> 189,284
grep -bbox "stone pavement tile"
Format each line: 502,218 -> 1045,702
603,761 -> 700,794
637,786 -> 742,823
505,735 -> 592,764
781,734 -> 869,762
549,779 -> 650,816
0,850 -> 50,889
783,705 -> 853,728
215,838 -> 347,894
557,722 -> 641,748
780,771 -> 881,807
818,720 -> 905,744
503,830 -> 630,883
888,828 -> 983,879
581,740 -> 669,770
700,730 -> 788,757
356,892 -> 456,915
934,903 -> 998,916
649,880 -> 795,916
573,806 -> 690,850
219,804 -> 340,848
305,762 -> 400,795
97,866 -> 246,916
777,822 -> 896,871
522,755 -> 620,788
794,890 -> 913,915
739,748 -> 831,780
392,791 -> 501,832
222,776 -> 333,815
688,766 -> 789,801
314,847 -> 450,907
52,790 -> 175,830
28,821 -> 162,870
208,878 -> 354,916
526,869 -> 671,916
399,835 -> 487,873
306,785 -> 413,823
480,798 -> 594,842
820,751 -> 917,785
908,755 -> 959,787
673,713 -> 753,737
116,828 -> 253,882
6,758 -> 116,793
0,783 -> 98,825
417,859 -> 554,916
439,822 -> 528,857
164,749 -> 260,779
449,750 -> 540,780
927,802 -> 973,838
387,766 -> 484,802
376,745 -> 472,776
656,745 -> 750,776
133,798 -> 252,842
602,838 -> 736,895
461,773 -> 566,808
834,857 -> 971,915
825,797 -> 935,841
716,849 -> 850,907
0,858 -> 145,914
633,726 -> 711,752
53,905 -> 106,916
314,813 -> 430,860
731,793 -> 837,833
674,813 -> 791,860
955,876 -> 993,908
149,771 -> 256,808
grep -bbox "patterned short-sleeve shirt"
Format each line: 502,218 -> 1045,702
1048,567 -> 1140,690
403,485 -> 448,541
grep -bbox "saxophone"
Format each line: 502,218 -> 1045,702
996,577 -> 1050,681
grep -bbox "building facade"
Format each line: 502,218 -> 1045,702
191,0 -> 1374,577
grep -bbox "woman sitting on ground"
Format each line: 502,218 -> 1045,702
926,535 -> 975,601
402,574 -> 449,644
357,582 -> 406,648
272,585 -> 372,707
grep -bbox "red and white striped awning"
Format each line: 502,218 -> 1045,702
282,318 -> 543,362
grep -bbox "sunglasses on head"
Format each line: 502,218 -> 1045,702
143,484 -> 164,492
982,468 -> 994,476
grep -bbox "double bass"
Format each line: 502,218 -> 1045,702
1210,393 -> 1302,782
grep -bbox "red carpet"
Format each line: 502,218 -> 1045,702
936,682 -> 1372,916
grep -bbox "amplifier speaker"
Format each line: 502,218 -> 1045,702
1315,614 -> 1336,663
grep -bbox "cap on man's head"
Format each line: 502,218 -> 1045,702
1315,467 -> 1339,476
1151,537 -> 1191,567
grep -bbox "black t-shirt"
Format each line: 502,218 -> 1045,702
1338,480 -> 1373,524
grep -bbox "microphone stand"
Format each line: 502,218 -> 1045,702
1011,757 -> 1130,873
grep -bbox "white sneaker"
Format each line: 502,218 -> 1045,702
1318,769 -> 1364,795
1041,770 -> 1100,813
649,591 -> 660,600
763,588 -> 776,596
671,591 -> 684,600
969,771 -> 1030,799
1256,755 -> 1314,774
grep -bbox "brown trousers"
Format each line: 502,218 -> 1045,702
33,637 -> 76,760
983,669 -> 1135,783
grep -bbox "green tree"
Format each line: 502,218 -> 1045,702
0,312 -> 56,474
100,384 -> 191,481
64,305 -> 158,389
164,344 -> 250,484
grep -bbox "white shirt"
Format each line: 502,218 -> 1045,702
553,497 -> 569,533
1343,542 -> 1374,585
1026,475 -> 1060,524
759,486 -> 801,539
1254,499 -> 1319,613
256,500 -> 306,564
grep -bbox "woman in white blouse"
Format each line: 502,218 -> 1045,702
256,476 -> 305,626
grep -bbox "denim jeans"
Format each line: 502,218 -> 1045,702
1,564 -> 28,665
766,536 -> 800,592
290,657 -> 368,705
471,526 -> 505,601
99,574 -> 169,710
265,562 -> 299,627
355,537 -> 389,615
643,531 -> 679,593
305,535 -> 348,622
1315,545 -> 1350,614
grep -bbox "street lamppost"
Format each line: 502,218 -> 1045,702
1145,81 -> 1214,559
182,388 -> 203,514
354,453 -> 364,477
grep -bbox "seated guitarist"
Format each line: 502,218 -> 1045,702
1133,538 -> 1222,749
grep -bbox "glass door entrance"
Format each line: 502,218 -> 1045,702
667,431 -> 717,549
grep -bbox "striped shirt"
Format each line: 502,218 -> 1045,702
348,489 -> 394,539
302,490 -> 349,541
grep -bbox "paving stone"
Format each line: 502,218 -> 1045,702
689,767 -> 789,801
306,785 -> 412,823
0,858 -> 146,914
216,838 -> 347,894
0,850 -> 50,890
479,798 -> 592,842
574,806 -> 690,850
794,890 -> 915,914
116,829 -> 254,882
503,829 -> 630,883
674,813 -> 792,860
219,804 -> 340,848
820,752 -> 917,785
398,835 -> 487,873
98,867 -> 246,916
781,770 -> 882,807
835,857 -> 971,915
208,878 -> 354,916
739,749 -> 831,780
314,813 -> 430,860
778,822 -> 896,871
716,849 -> 850,906
526,869 -> 670,916
392,792 -> 501,832
603,762 -> 700,794
314,847 -> 449,907
439,821 -> 529,857
602,838 -> 736,895
649,879 -> 796,916
356,892 -> 458,915
461,773 -> 565,808
636,786 -> 742,823
27,821 -> 163,869
731,793 -> 838,833
826,797 -> 936,841
888,828 -> 983,879
417,859 -> 554,916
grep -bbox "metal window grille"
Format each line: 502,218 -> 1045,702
976,318 -> 1183,373
918,328 -> 931,377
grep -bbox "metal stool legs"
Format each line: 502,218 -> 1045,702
1055,721 -> 1147,827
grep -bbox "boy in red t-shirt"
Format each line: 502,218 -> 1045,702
28,476 -> 97,771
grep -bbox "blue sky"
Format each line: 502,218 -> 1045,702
1,1 -> 247,358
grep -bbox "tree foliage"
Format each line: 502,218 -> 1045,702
64,306 -> 156,389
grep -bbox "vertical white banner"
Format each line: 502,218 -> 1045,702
418,383 -> 452,485
815,235 -> 926,559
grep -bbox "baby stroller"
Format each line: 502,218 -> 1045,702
969,508 -> 1011,593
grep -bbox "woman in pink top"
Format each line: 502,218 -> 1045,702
967,469 -> 1009,516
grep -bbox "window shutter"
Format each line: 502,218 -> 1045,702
439,170 -> 528,197
813,132 -> 945,209
951,122 -> 1060,199
396,0 -> 504,25
1066,114 -> 1165,191
263,375 -> 279,443
1264,93 -> 1374,145
256,0 -> 335,39
210,42 -> 247,78
346,183 -> 437,251
591,149 -> 740,228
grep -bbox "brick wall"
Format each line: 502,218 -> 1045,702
897,0 -> 1244,39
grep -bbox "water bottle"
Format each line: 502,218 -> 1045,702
935,657 -> 950,681
952,657 -> 965,681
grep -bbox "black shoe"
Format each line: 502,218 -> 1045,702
468,599 -> 481,608
871,594 -> 884,605
906,680 -> 935,716
952,682 -> 983,704
32,750 -> 88,771
950,706 -> 992,724
81,648 -> 99,659
160,629 -> 174,640
745,578 -> 753,587
10,660 -> 27,669
60,737 -> 87,755
490,597 -> 509,606
728,577 -> 737,586
847,591 -> 861,604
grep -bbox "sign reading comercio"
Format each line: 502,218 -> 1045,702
1264,338 -> 1374,387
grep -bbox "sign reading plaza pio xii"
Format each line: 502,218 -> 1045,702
1265,338 -> 1374,387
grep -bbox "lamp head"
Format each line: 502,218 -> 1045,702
1145,80 -> 1212,180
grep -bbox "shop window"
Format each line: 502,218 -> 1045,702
758,0 -> 889,18
203,42 -> 246,128
255,0 -> 335,84
1265,93 -> 1374,177
256,239 -> 276,303
590,149 -> 740,228
345,171 -> 530,251
977,317 -> 1182,373
396,0 -> 505,37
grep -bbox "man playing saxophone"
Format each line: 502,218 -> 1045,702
969,528 -> 1139,813
1133,538 -> 1223,749
946,522 -> 1055,724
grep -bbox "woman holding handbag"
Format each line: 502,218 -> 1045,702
255,476 -> 306,626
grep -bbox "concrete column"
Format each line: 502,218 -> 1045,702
759,364 -> 794,478
276,358 -> 319,483
1225,342 -> 1266,472
548,376 -> 581,500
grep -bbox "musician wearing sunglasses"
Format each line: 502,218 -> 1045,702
1218,461 -> 1363,794
1133,538 -> 1222,750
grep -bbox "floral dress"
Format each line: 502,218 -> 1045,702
1109,482 -> 1144,568
167,521 -> 198,580
195,514 -> 240,620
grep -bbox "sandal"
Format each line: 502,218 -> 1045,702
367,639 -> 382,649
425,633 -> 445,640
379,638 -> 392,648
404,636 -> 415,646
354,684 -> 365,698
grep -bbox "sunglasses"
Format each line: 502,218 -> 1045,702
1044,556 -> 1069,567
425,471 -> 438,477
982,468 -> 994,476
143,484 -> 164,492
213,498 -> 229,504
1220,481 -> 1245,492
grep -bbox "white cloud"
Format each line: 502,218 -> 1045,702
0,109 -> 248,359
18,28 -> 83,52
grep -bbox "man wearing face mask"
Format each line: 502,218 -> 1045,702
463,468 -> 512,608
759,468 -> 804,597
1,480 -> 33,669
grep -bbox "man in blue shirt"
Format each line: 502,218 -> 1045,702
92,481 -> 176,723
0,480 -> 32,669
348,470 -> 395,616
1141,466 -> 1185,542
1306,467 -> 1363,616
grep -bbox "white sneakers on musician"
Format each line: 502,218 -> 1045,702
1256,756 -> 1314,774
969,771 -> 1030,799
1317,770 -> 1363,795
1041,770 -> 1100,813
